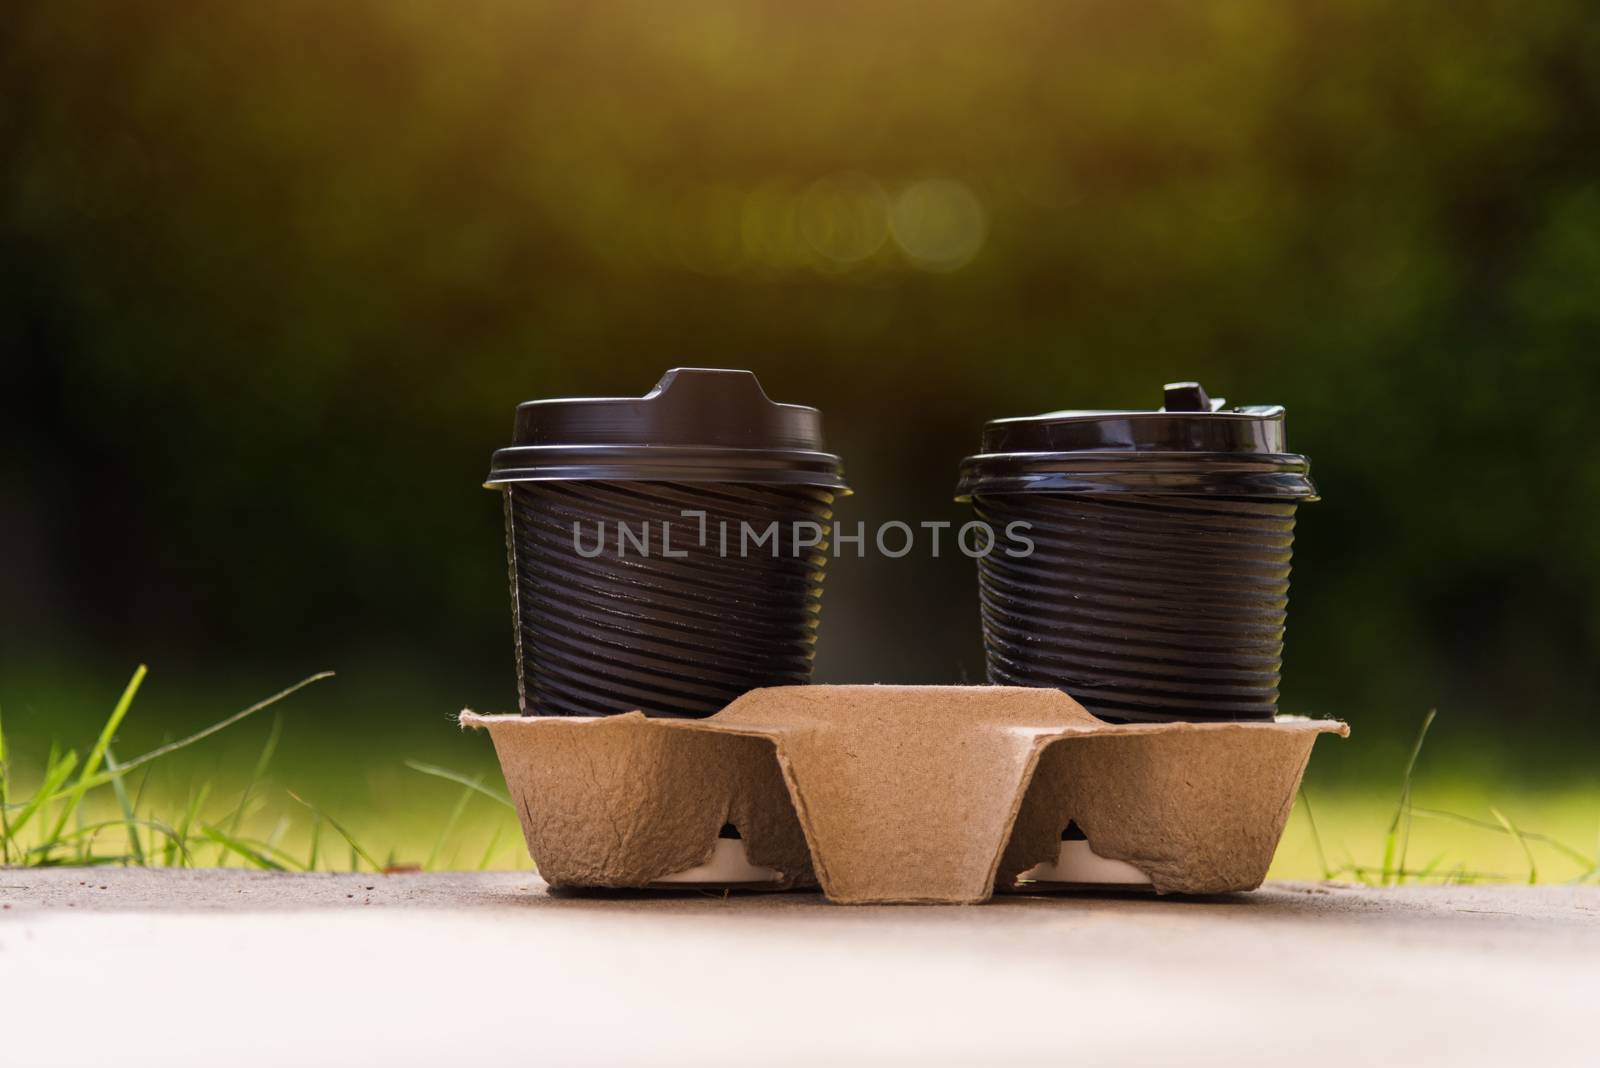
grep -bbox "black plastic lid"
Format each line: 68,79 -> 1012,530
487,368 -> 849,490
956,381 -> 1317,500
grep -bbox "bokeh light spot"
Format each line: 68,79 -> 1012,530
890,179 -> 987,271
797,172 -> 890,266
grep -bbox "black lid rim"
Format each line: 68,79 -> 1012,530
955,450 -> 1316,501
487,444 -> 849,491
514,392 -> 822,419
986,404 -> 1284,427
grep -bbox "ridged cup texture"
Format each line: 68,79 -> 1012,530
973,492 -> 1295,722
505,481 -> 834,718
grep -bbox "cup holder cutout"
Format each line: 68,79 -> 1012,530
652,821 -> 783,886
1016,821 -> 1153,888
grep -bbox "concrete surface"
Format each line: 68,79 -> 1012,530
2,871 -> 1596,1066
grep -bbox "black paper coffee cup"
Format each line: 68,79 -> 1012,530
955,382 -> 1317,723
486,368 -> 848,718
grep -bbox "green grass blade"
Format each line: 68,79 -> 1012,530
1297,786 -> 1333,880
145,817 -> 195,866
306,811 -> 323,871
160,785 -> 181,867
45,665 -> 147,849
130,760 -> 156,859
23,819 -> 123,858
200,825 -> 286,871
426,781 -> 480,870
1338,863 -> 1511,882
1410,806 -> 1595,871
404,760 -> 513,809
205,830 -> 304,871
0,702 -> 11,865
1382,708 -> 1436,886
104,747 -> 146,865
173,783 -> 212,868
8,749 -> 80,839
288,791 -> 381,872
1489,806 -> 1538,885
215,712 -> 284,866
33,852 -> 143,867
29,671 -> 335,805
23,818 -> 188,859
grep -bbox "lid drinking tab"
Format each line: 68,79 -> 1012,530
1162,381 -> 1222,412
488,368 -> 848,490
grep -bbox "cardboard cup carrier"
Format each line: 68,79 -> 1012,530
462,688 -> 1344,902
469,376 -> 1344,904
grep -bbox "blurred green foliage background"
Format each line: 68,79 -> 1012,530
4,0 -> 1600,794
